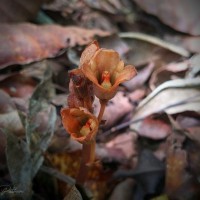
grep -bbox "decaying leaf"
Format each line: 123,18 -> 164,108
133,0 -> 200,36
109,179 -> 135,200
131,78 -> 200,128
48,150 -> 113,200
106,131 -> 138,159
0,0 -> 52,23
0,23 -> 110,69
101,92 -> 134,129
165,134 -> 188,197
114,150 -> 165,199
0,90 -> 24,135
150,61 -> 189,90
0,74 -> 37,98
133,115 -> 171,140
5,67 -> 56,199
64,185 -> 83,200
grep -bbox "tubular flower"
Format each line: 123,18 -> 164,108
61,107 -> 98,144
80,41 -> 137,100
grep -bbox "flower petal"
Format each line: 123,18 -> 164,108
61,107 -> 98,144
80,40 -> 99,67
114,65 -> 137,86
93,49 -> 120,74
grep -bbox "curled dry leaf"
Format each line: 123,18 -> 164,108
0,23 -> 110,69
150,61 -> 189,90
131,78 -> 200,127
133,0 -> 200,36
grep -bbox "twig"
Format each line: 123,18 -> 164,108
119,32 -> 190,57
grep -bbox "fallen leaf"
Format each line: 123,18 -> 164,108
106,131 -> 138,159
0,90 -> 24,135
44,0 -> 117,32
0,23 -> 110,69
114,149 -> 165,199
133,115 -> 171,140
0,74 -> 37,98
131,78 -> 200,127
150,61 -> 189,89
5,67 -> 56,199
85,0 -> 132,15
165,143 -> 188,195
176,113 -> 200,143
108,178 -> 135,200
99,35 -> 130,57
187,54 -> 200,78
64,185 -> 83,200
0,0 -> 51,23
133,0 -> 200,36
128,88 -> 147,102
102,92 -> 134,129
48,150 -> 113,200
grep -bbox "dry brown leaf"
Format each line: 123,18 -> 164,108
128,88 -> 147,102
85,0 -> 131,15
99,35 -> 130,57
150,61 -> 189,89
106,131 -> 138,159
133,115 -> 171,140
44,0 -> 117,32
109,178 -> 135,200
48,150 -> 113,200
0,23 -> 110,69
166,146 -> 187,195
133,0 -> 200,36
0,74 -> 37,98
131,78 -> 200,124
0,90 -> 24,136
176,113 -> 200,143
0,0 -> 52,23
102,92 -> 134,129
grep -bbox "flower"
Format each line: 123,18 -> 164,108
61,107 -> 98,144
80,41 -> 137,100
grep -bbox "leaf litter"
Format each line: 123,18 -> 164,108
0,0 -> 200,199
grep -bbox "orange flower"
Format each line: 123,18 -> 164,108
80,41 -> 137,100
61,107 -> 98,144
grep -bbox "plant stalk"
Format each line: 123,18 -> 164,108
76,140 -> 96,185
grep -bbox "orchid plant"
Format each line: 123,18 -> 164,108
61,41 -> 137,186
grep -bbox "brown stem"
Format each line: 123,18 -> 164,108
98,100 -> 107,122
76,140 -> 96,185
